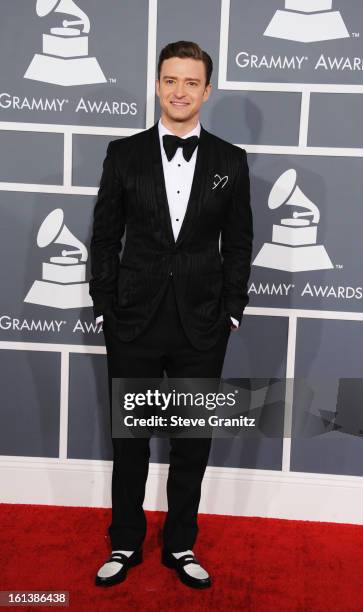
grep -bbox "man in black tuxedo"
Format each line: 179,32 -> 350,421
89,41 -> 253,589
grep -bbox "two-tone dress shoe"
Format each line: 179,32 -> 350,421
162,549 -> 212,589
95,549 -> 143,587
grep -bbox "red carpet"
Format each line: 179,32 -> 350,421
0,503 -> 362,611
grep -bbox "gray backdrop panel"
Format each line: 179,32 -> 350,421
291,319 -> 363,477
309,93 -> 363,148
0,350 -> 60,457
67,353 -> 111,461
1,0 -> 149,128
0,131 -> 63,184
248,155 -> 363,312
227,0 -> 360,86
0,192 -> 104,346
72,135 -> 116,187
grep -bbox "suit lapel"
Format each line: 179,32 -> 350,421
150,122 -> 210,247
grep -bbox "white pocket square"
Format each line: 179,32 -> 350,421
212,174 -> 228,190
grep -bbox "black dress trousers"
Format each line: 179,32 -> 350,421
103,276 -> 231,552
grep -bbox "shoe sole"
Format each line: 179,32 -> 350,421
95,550 -> 143,587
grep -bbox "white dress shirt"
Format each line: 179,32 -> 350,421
158,118 -> 200,242
95,118 -> 238,329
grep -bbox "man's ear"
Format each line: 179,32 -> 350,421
155,79 -> 160,98
203,83 -> 212,102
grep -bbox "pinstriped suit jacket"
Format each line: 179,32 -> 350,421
89,121 -> 253,350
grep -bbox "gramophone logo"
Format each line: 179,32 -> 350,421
24,208 -> 93,308
24,0 -> 106,86
264,0 -> 350,43
253,169 -> 333,273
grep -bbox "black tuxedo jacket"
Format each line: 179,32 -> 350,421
89,121 -> 253,350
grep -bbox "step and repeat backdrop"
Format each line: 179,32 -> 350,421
1,0 -> 363,483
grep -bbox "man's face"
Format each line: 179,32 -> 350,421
156,57 -> 212,124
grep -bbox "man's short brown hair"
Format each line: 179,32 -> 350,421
157,41 -> 213,87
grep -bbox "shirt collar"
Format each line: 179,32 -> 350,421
158,118 -> 201,143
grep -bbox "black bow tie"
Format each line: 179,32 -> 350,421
162,134 -> 199,162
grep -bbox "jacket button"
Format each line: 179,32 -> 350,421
169,271 -> 173,277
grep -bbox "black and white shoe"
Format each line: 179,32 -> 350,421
95,549 -> 143,587
162,549 -> 212,589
